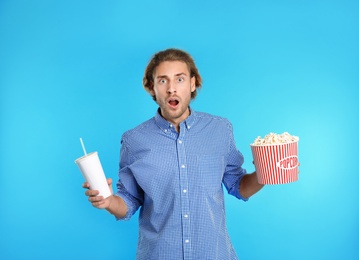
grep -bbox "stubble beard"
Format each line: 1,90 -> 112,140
157,97 -> 191,124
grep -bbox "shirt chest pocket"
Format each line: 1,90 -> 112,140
195,155 -> 225,194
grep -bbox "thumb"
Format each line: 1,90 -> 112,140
107,178 -> 114,194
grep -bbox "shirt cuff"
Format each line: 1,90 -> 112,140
231,176 -> 249,202
113,193 -> 135,221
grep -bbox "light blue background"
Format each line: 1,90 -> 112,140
1,0 -> 358,259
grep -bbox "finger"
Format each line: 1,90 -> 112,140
92,200 -> 106,208
88,195 -> 104,203
85,189 -> 100,197
82,182 -> 90,189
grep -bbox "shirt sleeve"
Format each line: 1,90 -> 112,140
222,122 -> 249,202
115,136 -> 144,220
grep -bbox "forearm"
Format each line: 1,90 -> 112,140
239,172 -> 264,198
105,195 -> 128,218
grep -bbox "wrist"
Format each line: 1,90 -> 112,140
105,195 -> 114,210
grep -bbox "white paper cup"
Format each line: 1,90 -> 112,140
75,152 -> 111,198
250,141 -> 299,185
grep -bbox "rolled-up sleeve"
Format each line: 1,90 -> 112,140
115,137 -> 144,220
222,122 -> 249,202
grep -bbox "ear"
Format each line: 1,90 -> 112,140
190,76 -> 196,92
149,83 -> 155,96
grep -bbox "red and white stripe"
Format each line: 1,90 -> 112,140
250,141 -> 299,184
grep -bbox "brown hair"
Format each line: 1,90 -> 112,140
143,48 -> 202,100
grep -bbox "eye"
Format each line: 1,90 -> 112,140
177,77 -> 184,83
159,79 -> 166,84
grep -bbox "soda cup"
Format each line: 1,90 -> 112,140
75,151 -> 111,198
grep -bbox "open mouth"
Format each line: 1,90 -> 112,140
168,98 -> 179,108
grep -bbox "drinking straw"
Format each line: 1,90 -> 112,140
80,137 -> 87,155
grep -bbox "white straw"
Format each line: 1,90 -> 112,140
79,137 -> 87,155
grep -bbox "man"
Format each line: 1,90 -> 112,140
83,48 -> 264,259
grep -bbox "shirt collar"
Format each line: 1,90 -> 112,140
154,107 -> 196,132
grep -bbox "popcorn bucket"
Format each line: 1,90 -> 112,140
250,141 -> 299,184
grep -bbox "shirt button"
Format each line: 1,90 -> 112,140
183,189 -> 187,193
184,214 -> 188,218
181,165 -> 185,168
178,140 -> 182,144
185,239 -> 190,243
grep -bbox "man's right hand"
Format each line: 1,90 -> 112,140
83,178 -> 114,209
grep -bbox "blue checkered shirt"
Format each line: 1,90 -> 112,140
116,109 -> 248,260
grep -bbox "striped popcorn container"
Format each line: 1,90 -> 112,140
250,141 -> 299,184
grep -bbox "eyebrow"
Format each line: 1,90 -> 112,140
156,72 -> 188,79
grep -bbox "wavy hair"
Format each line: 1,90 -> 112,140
143,48 -> 202,100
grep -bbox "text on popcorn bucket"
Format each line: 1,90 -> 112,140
276,156 -> 298,170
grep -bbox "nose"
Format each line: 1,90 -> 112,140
167,81 -> 176,94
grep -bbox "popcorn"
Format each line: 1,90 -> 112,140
252,132 -> 299,146
250,132 -> 300,184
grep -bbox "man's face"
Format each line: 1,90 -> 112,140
151,61 -> 196,128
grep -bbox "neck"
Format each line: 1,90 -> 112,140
158,107 -> 191,133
